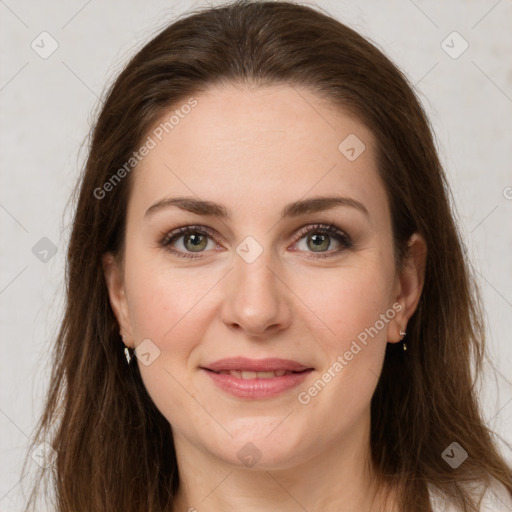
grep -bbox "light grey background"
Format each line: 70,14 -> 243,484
1,1 -> 511,510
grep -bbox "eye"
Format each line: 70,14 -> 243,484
291,223 -> 353,259
158,225 -> 219,260
158,223 -> 353,260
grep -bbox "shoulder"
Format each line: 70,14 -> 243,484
428,479 -> 512,511
474,480 -> 512,511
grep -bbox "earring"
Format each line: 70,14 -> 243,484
400,329 -> 407,351
124,346 -> 134,364
121,333 -> 134,365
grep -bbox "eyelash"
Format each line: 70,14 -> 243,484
158,223 -> 353,260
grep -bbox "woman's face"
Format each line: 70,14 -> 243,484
104,83 -> 425,470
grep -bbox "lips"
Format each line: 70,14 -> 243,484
201,358 -> 314,399
202,357 -> 313,374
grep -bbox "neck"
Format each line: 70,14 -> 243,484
170,412 -> 396,512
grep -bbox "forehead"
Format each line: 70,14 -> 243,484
129,83 -> 388,225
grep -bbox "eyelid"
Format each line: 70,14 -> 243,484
292,223 -> 350,244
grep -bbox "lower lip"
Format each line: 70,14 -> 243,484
201,369 -> 313,399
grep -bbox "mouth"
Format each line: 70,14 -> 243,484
199,357 -> 314,399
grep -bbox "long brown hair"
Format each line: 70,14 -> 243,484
21,1 -> 512,511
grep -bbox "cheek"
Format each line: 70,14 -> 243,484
125,248 -> 210,340
297,275 -> 390,427
293,262 -> 393,348
124,256 -> 212,426
291,264 -> 392,411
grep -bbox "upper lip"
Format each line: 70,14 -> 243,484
202,357 -> 313,373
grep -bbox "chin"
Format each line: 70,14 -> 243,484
210,427 -> 311,470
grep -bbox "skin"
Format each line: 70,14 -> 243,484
103,83 -> 426,512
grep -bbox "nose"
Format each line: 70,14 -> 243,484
220,250 -> 293,337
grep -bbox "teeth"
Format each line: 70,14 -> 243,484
217,370 -> 293,378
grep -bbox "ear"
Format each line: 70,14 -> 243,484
387,232 -> 427,343
102,252 -> 134,348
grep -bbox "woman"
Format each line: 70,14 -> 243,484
22,1 -> 512,511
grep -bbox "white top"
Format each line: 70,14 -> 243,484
429,480 -> 512,511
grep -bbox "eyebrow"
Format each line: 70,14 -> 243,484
144,195 -> 369,221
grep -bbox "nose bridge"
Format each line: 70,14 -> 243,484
221,240 -> 292,335
235,244 -> 277,294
